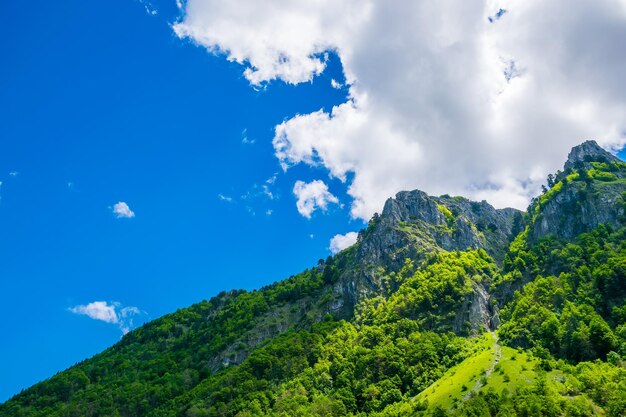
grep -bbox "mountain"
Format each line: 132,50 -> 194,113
2,140 -> 626,417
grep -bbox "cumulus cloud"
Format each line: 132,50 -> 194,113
112,201 -> 135,218
69,301 -> 118,323
173,1 -> 367,85
329,231 -> 358,254
176,0 -> 626,220
293,180 -> 339,219
68,301 -> 144,334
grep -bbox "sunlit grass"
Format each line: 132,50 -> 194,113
481,346 -> 538,395
417,333 -> 495,409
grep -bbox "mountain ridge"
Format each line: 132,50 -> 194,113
2,140 -> 626,417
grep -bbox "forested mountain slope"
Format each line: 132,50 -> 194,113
2,140 -> 626,417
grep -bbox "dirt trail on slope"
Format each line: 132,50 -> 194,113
463,331 -> 501,401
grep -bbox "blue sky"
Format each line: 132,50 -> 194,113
2,0 -> 626,403
0,0 -> 359,401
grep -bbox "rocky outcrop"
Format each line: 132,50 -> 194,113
564,140 -> 621,171
529,140 -> 626,243
331,189 -> 522,317
528,181 -> 626,242
354,190 -> 521,270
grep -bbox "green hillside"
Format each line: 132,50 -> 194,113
2,141 -> 626,417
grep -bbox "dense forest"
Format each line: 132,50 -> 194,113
2,141 -> 626,416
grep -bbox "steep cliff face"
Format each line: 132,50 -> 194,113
528,140 -> 626,243
332,189 -> 521,314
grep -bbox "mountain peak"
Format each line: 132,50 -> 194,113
564,140 -> 620,170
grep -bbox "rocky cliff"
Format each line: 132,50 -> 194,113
528,140 -> 626,243
330,189 -> 521,320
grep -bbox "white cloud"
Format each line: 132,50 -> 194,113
173,1 -> 367,85
8,171 -> 18,177
69,301 -> 118,323
330,79 -> 343,89
329,231 -> 358,254
218,193 -> 234,202
112,201 -> 135,218
177,0 -> 626,220
293,180 -> 339,219
69,301 -> 143,335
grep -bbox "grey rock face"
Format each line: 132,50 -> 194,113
529,140 -> 626,243
359,190 -> 520,268
451,282 -> 496,335
332,189 -> 522,314
564,140 -> 620,171
528,181 -> 626,242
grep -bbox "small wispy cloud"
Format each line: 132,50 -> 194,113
68,301 -> 145,335
262,174 -> 278,199
137,0 -> 157,16
218,174 -> 279,216
8,171 -> 19,177
266,174 -> 277,185
218,193 -> 234,202
243,174 -> 278,201
260,184 -> 274,200
330,79 -> 343,89
112,201 -> 135,218
241,128 -> 255,145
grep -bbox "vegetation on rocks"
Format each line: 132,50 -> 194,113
2,141 -> 626,417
